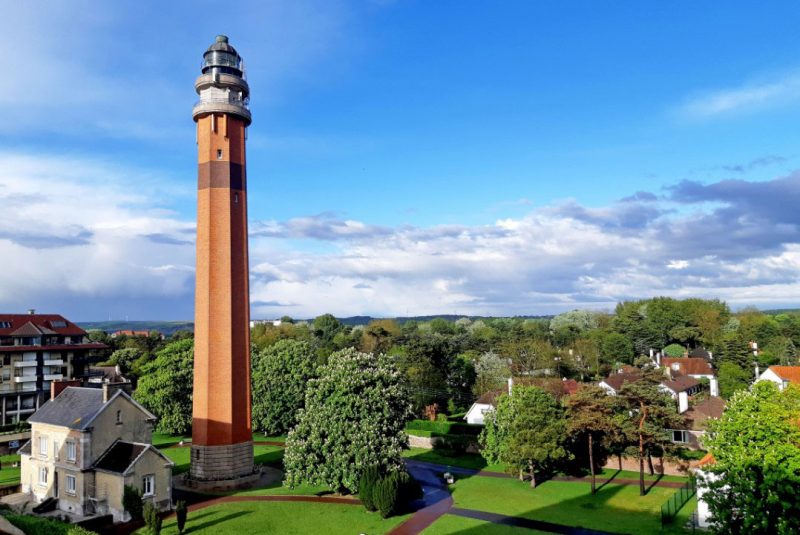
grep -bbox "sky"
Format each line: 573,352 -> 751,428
2,1 -> 800,321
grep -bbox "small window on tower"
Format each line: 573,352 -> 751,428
217,149 -> 223,160
234,193 -> 239,204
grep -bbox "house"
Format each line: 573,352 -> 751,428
670,396 -> 725,450
0,312 -> 108,425
464,390 -> 503,425
661,358 -> 715,380
756,366 -> 800,391
695,453 -> 718,528
19,383 -> 173,522
660,375 -> 702,400
110,330 -> 157,338
85,365 -> 130,386
598,371 -> 641,395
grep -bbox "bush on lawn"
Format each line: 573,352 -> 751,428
406,419 -> 481,437
397,469 -> 423,504
358,465 -> 381,512
143,501 -> 157,533
175,500 -> 188,534
374,473 -> 400,518
68,528 -> 98,535
123,485 -> 143,521
4,514 -> 82,535
432,434 -> 471,454
152,515 -> 162,535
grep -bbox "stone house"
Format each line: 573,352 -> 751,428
19,384 -> 173,522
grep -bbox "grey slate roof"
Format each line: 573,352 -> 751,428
27,387 -> 105,430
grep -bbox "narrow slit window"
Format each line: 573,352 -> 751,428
234,193 -> 239,204
217,149 -> 223,160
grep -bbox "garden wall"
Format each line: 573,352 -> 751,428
602,455 -> 691,476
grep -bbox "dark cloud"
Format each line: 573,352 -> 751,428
144,233 -> 193,246
720,155 -> 786,174
619,191 -> 659,203
0,228 -> 93,249
250,213 -> 392,241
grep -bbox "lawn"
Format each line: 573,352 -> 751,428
162,445 -> 283,475
152,433 -> 191,448
447,473 -> 696,535
423,514 -> 550,534
0,454 -> 21,487
403,448 -> 504,472
133,501 -> 410,535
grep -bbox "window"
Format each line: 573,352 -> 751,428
116,410 -> 122,424
38,467 -> 47,485
216,149 -> 223,160
54,441 -> 59,461
38,435 -> 47,456
672,430 -> 688,444
0,322 -> 11,329
66,441 -> 76,462
142,474 -> 155,496
233,192 -> 239,204
66,475 -> 76,494
50,321 -> 66,328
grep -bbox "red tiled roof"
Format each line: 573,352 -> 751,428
0,314 -> 86,336
662,357 -> 714,376
0,343 -> 107,353
696,452 -> 716,468
476,390 -> 504,405
600,372 -> 641,391
662,375 -> 700,393
514,377 -> 580,398
767,366 -> 800,384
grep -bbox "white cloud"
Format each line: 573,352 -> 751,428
678,71 -> 800,119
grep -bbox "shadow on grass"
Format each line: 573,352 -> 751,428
184,510 -> 253,533
594,469 -> 621,493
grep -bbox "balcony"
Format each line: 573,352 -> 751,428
43,359 -> 63,366
43,374 -> 63,381
13,361 -> 37,368
13,376 -> 37,383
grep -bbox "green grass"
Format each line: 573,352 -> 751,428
226,482 -> 332,497
132,501 -> 410,534
0,454 -> 21,486
423,514 -> 549,534
152,433 -> 191,448
447,473 -> 695,535
402,448 -> 504,472
163,445 -> 283,475
252,432 -> 286,443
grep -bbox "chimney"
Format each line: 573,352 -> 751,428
708,351 -> 713,360
649,348 -> 654,358
51,379 -> 80,400
755,364 -> 760,382
710,377 -> 719,397
656,352 -> 662,366
102,383 -> 132,402
507,377 -> 513,396
678,391 -> 689,414
752,341 -> 758,356
27,309 -> 35,315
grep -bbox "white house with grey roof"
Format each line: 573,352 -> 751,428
19,383 -> 173,522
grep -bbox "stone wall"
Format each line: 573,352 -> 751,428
602,454 -> 692,476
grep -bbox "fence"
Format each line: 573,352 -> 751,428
661,477 -> 697,524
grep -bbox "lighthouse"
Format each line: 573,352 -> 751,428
189,35 -> 254,485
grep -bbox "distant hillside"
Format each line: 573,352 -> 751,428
300,314 -> 554,326
78,321 -> 194,336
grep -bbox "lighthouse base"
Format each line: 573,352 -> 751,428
186,441 -> 256,490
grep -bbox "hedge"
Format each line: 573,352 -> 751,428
405,420 -> 482,437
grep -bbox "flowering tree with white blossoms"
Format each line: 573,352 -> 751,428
284,348 -> 414,493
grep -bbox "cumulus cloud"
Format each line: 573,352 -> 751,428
3,151 -> 800,320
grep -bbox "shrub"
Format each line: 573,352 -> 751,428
374,474 -> 400,518
663,344 -> 685,358
152,515 -> 162,535
68,528 -> 98,535
396,469 -> 423,505
406,419 -> 482,437
143,501 -> 157,532
432,434 -> 471,453
175,500 -> 188,534
122,485 -> 143,521
358,466 -> 380,512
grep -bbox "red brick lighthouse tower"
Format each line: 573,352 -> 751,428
189,35 -> 254,484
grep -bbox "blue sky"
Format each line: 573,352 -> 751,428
2,1 -> 800,320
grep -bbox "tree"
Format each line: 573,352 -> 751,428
473,351 -> 510,395
122,485 -> 143,521
717,361 -> 751,399
175,500 -> 188,534
480,386 -> 569,487
134,339 -> 194,435
600,332 -> 634,364
617,368 -> 683,495
565,386 -> 616,494
106,347 -> 144,376
251,340 -> 317,435
702,382 -> 800,534
284,348 -> 414,493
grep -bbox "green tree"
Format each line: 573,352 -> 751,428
480,386 -> 569,487
251,340 -> 317,435
600,332 -> 634,364
134,339 -> 194,435
717,334 -> 752,370
702,382 -> 800,534
565,385 -> 616,494
106,347 -> 144,376
175,500 -> 188,534
617,368 -> 683,495
284,348 -> 413,493
717,361 -> 752,399
122,485 -> 143,521
473,351 -> 510,395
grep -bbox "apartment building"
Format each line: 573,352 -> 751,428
0,312 -> 108,425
